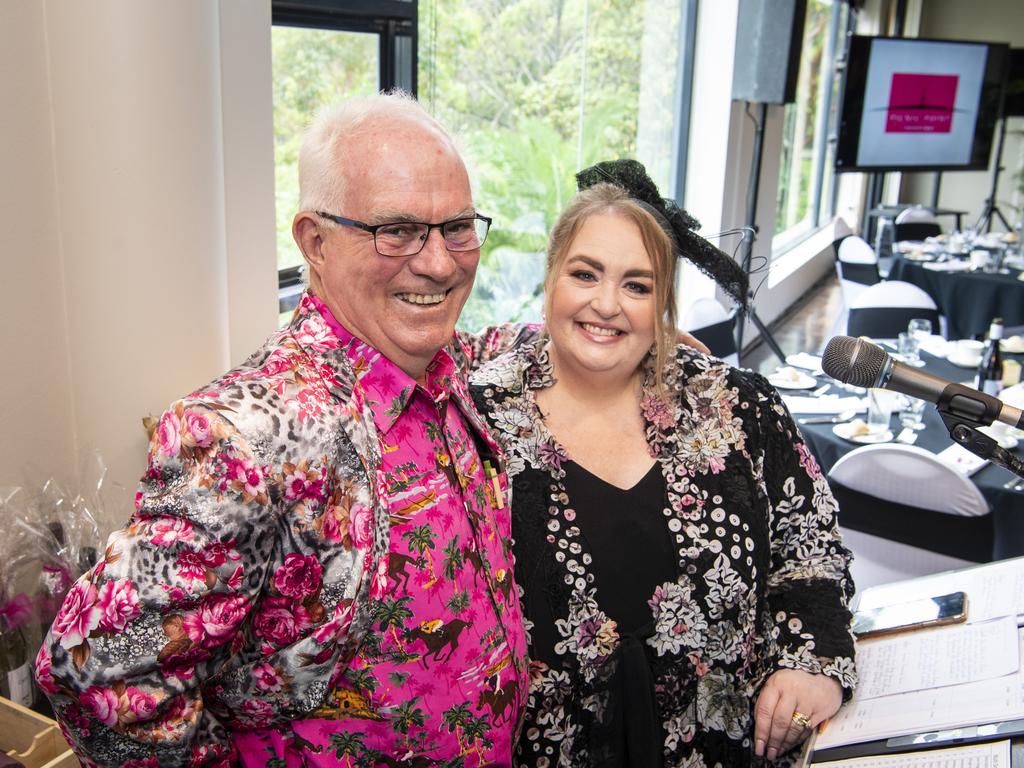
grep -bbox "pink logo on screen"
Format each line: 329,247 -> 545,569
885,73 -> 959,133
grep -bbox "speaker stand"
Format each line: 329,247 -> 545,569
975,115 -> 1013,233
734,102 -> 787,368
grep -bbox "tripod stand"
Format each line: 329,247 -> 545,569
975,114 -> 1013,233
734,102 -> 787,367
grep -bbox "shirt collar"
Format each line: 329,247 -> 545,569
309,294 -> 457,434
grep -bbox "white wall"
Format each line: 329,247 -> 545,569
0,2 -> 77,492
0,0 -> 278,532
901,0 -> 1024,229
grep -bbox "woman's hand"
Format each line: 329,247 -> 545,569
753,669 -> 843,761
677,330 -> 710,355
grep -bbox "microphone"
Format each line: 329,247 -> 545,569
822,335 -> 1024,430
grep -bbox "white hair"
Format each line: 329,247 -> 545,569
297,90 -> 459,214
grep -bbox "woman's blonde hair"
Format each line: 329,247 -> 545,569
544,183 -> 678,393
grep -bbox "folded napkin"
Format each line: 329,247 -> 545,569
785,352 -> 824,374
936,443 -> 988,477
923,260 -> 972,272
781,395 -> 866,414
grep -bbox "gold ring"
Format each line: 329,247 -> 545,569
791,711 -> 811,729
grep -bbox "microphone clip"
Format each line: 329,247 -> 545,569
935,392 -> 1024,480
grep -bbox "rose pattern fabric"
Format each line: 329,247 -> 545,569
37,293 -> 531,767
470,339 -> 858,768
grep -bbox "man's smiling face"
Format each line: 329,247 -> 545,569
311,119 -> 479,380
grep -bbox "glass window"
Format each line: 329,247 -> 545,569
773,0 -> 846,249
272,27 -> 380,273
272,26 -> 380,324
419,0 -> 686,331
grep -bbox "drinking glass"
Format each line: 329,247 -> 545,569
908,318 -> 932,340
899,396 -> 926,431
897,332 -> 923,366
867,389 -> 892,434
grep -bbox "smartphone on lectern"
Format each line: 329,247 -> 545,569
852,591 -> 968,639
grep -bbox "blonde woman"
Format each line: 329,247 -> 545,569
471,162 -> 856,767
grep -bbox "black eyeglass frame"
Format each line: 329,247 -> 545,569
316,211 -> 492,257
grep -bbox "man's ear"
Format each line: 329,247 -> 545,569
293,212 -> 326,274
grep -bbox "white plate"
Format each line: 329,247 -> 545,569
768,372 -> 818,390
833,423 -> 894,444
904,252 -> 936,262
947,353 -> 982,368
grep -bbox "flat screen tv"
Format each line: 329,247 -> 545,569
835,36 -> 1009,173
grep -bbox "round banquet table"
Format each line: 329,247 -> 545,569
886,255 -> 1024,339
795,349 -> 1024,559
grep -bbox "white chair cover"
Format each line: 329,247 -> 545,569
845,279 -> 942,337
837,235 -> 878,265
848,280 -> 937,311
682,298 -> 739,367
828,443 -> 990,592
894,205 -> 939,225
835,236 -> 880,310
830,444 -> 989,516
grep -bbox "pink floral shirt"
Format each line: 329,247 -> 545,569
36,293 -> 527,768
233,300 -> 529,764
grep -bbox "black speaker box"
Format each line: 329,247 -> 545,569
1005,48 -> 1024,118
731,0 -> 808,105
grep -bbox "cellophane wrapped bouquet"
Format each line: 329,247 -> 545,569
1,451 -> 123,708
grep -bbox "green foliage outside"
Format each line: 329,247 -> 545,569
420,0 -> 664,329
272,1 -> 681,330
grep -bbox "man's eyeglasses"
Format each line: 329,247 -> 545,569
316,211 -> 492,257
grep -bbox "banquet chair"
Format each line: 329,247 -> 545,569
845,280 -> 941,339
836,235 -> 881,309
894,205 -> 939,225
893,206 -> 942,242
827,444 -> 992,592
682,298 -> 739,366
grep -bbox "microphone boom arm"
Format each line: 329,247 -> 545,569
827,335 -> 1024,480
880,357 -> 1024,479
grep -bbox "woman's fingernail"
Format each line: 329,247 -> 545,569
767,747 -> 778,761
755,739 -> 765,756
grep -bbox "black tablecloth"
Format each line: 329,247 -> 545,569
795,350 -> 1024,559
887,257 -> 1024,339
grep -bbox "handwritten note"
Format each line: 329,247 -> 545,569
855,617 -> 1018,700
816,632 -> 1024,750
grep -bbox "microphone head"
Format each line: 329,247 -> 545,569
822,335 -> 889,388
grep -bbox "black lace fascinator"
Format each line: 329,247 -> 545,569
576,159 -> 749,308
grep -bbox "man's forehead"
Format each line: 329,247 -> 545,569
341,127 -> 473,217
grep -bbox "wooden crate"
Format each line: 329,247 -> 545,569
0,696 -> 78,768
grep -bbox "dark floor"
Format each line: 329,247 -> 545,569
741,272 -> 842,376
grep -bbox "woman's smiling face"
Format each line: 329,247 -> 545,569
545,212 -> 658,380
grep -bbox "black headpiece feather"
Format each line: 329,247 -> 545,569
575,159 -> 749,307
